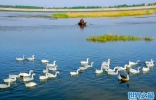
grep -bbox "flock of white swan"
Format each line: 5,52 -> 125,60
0,55 -> 154,89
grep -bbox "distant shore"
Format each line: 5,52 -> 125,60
0,6 -> 156,12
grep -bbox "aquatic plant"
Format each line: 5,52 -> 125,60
86,34 -> 154,43
144,36 -> 154,41
52,13 -> 69,18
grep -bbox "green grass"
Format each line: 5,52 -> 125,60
52,13 -> 69,18
86,34 -> 154,43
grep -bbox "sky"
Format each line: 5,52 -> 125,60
0,0 -> 156,7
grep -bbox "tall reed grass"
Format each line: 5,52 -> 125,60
86,34 -> 154,43
52,9 -> 155,18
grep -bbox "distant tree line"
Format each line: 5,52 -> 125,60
0,5 -> 44,9
0,2 -> 156,9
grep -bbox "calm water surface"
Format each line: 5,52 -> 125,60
0,12 -> 156,100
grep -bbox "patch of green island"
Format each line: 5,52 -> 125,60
86,34 -> 154,43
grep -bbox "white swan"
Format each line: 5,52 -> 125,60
19,70 -> 33,77
80,58 -> 89,65
125,64 -> 131,68
142,66 -> 150,72
0,82 -> 10,89
39,73 -> 48,80
145,59 -> 154,65
3,77 -> 16,83
95,67 -> 103,74
146,62 -> 154,67
84,62 -> 94,68
102,64 -> 110,70
70,69 -> 80,75
25,82 -> 37,87
9,74 -> 20,78
105,66 -> 117,72
108,69 -> 118,75
129,67 -> 141,74
102,59 -> 111,66
48,71 -> 60,78
118,74 -> 129,81
129,60 -> 140,66
23,73 -> 35,82
48,66 -> 57,71
27,55 -> 35,61
79,66 -> 87,71
47,61 -> 56,67
116,65 -> 127,71
16,55 -> 25,61
41,59 -> 49,63
43,66 -> 49,74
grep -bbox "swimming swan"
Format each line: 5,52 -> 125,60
70,69 -> 80,75
41,60 -> 49,63
95,67 -> 103,74
145,59 -> 154,65
84,62 -> 94,68
39,73 -> 48,80
105,66 -> 117,72
0,82 -> 10,89
23,73 -> 35,82
48,71 -> 60,78
48,66 -> 57,71
129,67 -> 141,74
80,58 -> 89,65
102,59 -> 111,66
142,66 -> 150,72
19,70 -> 33,77
47,61 -> 56,67
25,82 -> 37,88
125,64 -> 131,68
129,60 -> 140,66
43,66 -> 49,74
27,55 -> 35,61
3,77 -> 16,83
79,66 -> 87,71
9,74 -> 20,78
146,62 -> 154,67
16,55 -> 25,61
108,69 -> 118,75
115,65 -> 127,71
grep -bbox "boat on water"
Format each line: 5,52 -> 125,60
78,19 -> 87,26
78,22 -> 87,25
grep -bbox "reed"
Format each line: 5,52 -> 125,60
86,34 -> 154,43
52,9 -> 155,18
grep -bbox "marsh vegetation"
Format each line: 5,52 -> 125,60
86,34 -> 154,43
52,9 -> 155,18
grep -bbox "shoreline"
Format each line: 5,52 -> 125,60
0,6 -> 156,12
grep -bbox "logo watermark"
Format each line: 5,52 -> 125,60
128,92 -> 155,100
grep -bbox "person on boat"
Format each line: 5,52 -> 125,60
80,19 -> 84,23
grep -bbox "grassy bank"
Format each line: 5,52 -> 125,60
86,34 -> 154,43
52,9 -> 155,18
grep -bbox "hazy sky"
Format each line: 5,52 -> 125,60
0,0 -> 156,7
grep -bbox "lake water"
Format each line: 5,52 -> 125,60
0,11 -> 156,100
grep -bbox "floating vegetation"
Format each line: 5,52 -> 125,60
144,36 -> 154,41
86,34 -> 154,43
52,9 -> 155,18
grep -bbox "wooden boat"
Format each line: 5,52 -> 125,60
78,22 -> 87,25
